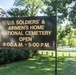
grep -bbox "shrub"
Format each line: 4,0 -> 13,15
0,49 -> 37,65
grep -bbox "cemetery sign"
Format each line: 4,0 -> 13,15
0,16 -> 56,50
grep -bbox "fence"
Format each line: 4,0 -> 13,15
39,50 -> 76,57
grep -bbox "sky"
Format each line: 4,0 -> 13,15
0,0 -> 15,10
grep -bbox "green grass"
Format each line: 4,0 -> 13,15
58,57 -> 76,75
0,55 -> 55,75
0,50 -> 76,75
0,55 -> 76,75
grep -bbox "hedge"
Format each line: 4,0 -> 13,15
0,49 -> 37,65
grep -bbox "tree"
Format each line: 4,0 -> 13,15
8,7 -> 29,17
61,38 -> 68,46
42,0 -> 76,26
68,2 -> 76,27
69,38 -> 76,47
8,0 -> 44,17
57,25 -> 76,46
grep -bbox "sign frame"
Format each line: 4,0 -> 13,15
0,16 -> 56,50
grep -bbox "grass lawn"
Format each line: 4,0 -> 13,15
0,55 -> 55,75
58,57 -> 76,75
0,55 -> 76,75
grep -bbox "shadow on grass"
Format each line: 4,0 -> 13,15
0,55 -> 55,75
57,56 -> 76,75
0,55 -> 76,75
24,55 -> 55,75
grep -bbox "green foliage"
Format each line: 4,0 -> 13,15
8,8 -> 29,17
57,25 -> 76,46
8,0 -> 44,16
65,25 -> 72,34
60,38 -> 68,46
42,0 -> 56,16
68,1 -> 76,27
42,0 -> 76,26
69,38 -> 76,47
0,49 -> 37,64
